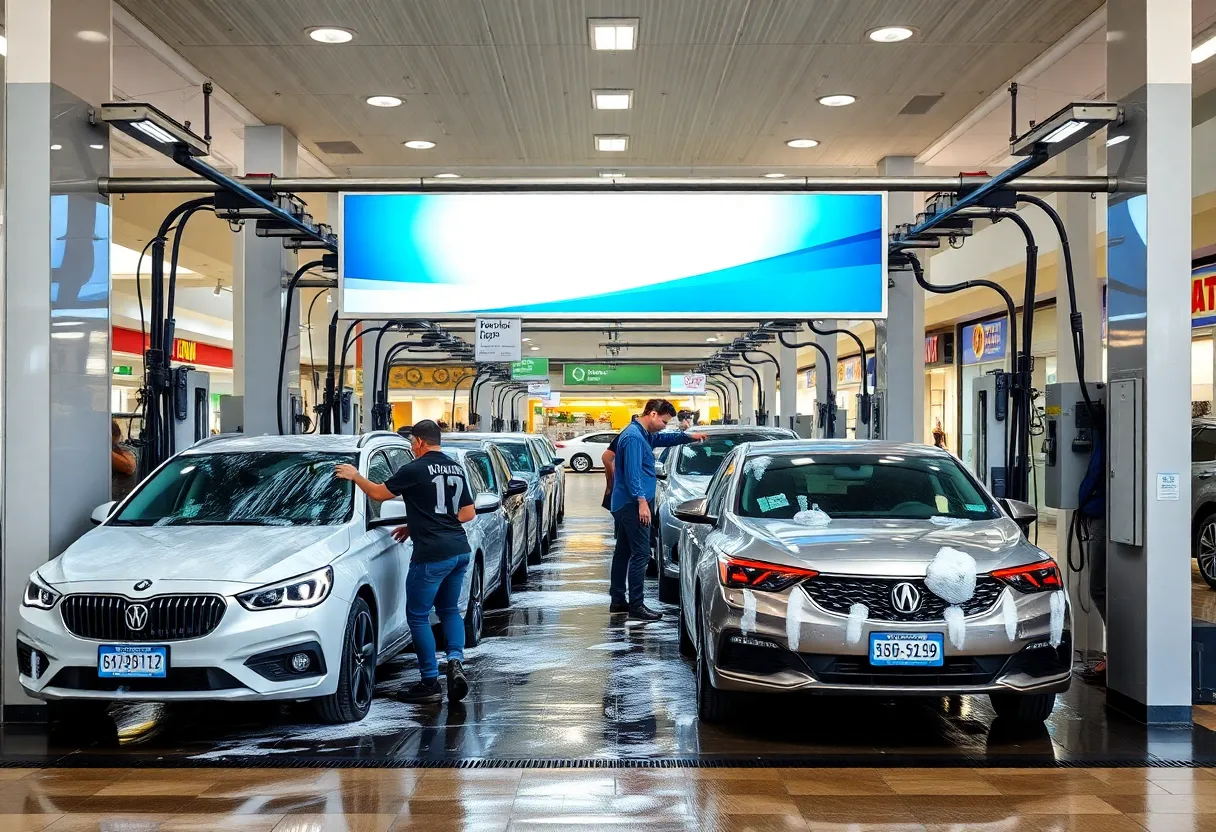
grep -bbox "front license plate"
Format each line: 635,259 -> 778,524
869,633 -> 944,667
98,645 -> 168,678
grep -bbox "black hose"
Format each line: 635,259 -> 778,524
452,370 -> 476,428
725,363 -> 763,422
335,323 -> 386,431
321,310 -> 340,434
304,290 -> 328,408
276,260 -> 326,435
777,330 -> 837,436
809,319 -> 872,429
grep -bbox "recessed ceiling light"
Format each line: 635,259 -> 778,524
818,94 -> 856,107
763,172 -> 786,179
77,30 -> 108,43
592,89 -> 633,110
366,95 -> 402,108
89,143 -> 104,150
599,171 -> 625,178
522,337 -> 532,342
403,140 -> 436,150
595,135 -> 629,152
308,27 -> 355,44
51,331 -> 85,340
589,18 -> 638,51
1196,33 -> 1216,63
785,138 -> 819,149
434,172 -> 461,179
50,144 -> 62,151
706,336 -> 718,342
530,346 -> 541,351
867,26 -> 915,43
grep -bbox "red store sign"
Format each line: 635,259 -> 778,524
112,327 -> 233,370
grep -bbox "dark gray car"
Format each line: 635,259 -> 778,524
1193,417 -> 1216,587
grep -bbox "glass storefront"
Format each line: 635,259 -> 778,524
924,331 -> 957,452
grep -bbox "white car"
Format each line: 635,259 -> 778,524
16,433 -> 508,724
554,431 -> 618,473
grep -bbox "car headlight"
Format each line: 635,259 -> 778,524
23,577 -> 60,610
236,566 -> 333,611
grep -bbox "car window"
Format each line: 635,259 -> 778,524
488,447 -> 513,492
705,451 -> 739,518
112,451 -> 357,527
735,453 -> 1000,521
499,442 -> 535,472
366,450 -> 395,521
675,432 -> 790,477
386,447 -> 413,473
465,456 -> 490,494
1196,428 -> 1216,463
467,452 -> 495,492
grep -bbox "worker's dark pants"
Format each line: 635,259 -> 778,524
611,500 -> 651,607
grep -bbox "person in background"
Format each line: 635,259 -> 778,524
610,399 -> 707,621
336,419 -> 474,704
677,411 -> 695,431
111,421 -> 138,501
932,427 -> 947,449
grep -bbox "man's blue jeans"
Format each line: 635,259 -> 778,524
610,500 -> 651,607
405,551 -> 471,681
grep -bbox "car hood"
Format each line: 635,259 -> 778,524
718,515 -> 1040,577
40,525 -> 352,587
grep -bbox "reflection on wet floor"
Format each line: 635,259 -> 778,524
7,475 -> 1216,767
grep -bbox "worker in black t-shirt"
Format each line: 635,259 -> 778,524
336,420 -> 475,704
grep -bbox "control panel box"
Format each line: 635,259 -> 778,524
172,368 -> 210,452
1043,381 -> 1106,510
971,372 -> 1011,498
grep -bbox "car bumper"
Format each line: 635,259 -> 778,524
703,581 -> 1072,697
17,592 -> 351,703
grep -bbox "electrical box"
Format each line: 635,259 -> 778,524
219,395 -> 244,434
972,372 -> 1012,498
870,392 -> 884,440
336,387 -> 359,435
1043,381 -> 1106,509
793,414 -> 814,439
172,368 -> 210,452
1108,378 -> 1143,546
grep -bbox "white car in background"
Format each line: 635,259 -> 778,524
16,433 -> 505,724
554,431 -> 618,473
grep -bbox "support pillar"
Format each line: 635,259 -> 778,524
815,323 -> 838,437
233,125 -> 298,435
1105,0 -> 1192,723
741,375 -> 756,425
779,341 -> 798,432
3,0 -> 113,718
760,358 -> 777,427
875,156 -> 925,442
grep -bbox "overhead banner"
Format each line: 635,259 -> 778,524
564,364 -> 663,386
670,372 -> 707,395
474,317 -> 521,362
510,357 -> 550,380
961,318 -> 1008,365
339,193 -> 886,319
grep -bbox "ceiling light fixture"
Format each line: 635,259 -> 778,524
818,94 -> 857,107
706,336 -> 718,342
867,26 -> 915,43
327,291 -> 333,305
1010,101 -> 1120,157
213,279 -> 223,297
599,171 -> 625,178
308,27 -> 355,44
595,135 -> 629,152
1106,134 -> 1130,147
366,95 -> 402,108
51,331 -> 85,340
403,140 -> 436,150
0,36 -> 8,57
89,143 -> 104,150
1195,33 -> 1216,64
592,89 -> 633,110
763,172 -> 786,179
50,144 -> 62,151
589,18 -> 638,51
433,172 -> 461,179
77,30 -> 108,43
100,102 -> 211,158
531,346 -> 541,351
785,138 -> 819,149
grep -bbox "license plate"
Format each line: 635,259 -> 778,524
98,645 -> 168,678
869,632 -> 944,666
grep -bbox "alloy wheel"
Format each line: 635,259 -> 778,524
350,608 -> 376,711
469,565 -> 484,641
1201,521 -> 1216,582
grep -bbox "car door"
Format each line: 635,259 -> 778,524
489,446 -> 527,567
1194,426 -> 1216,529
366,447 -> 411,647
681,451 -> 736,606
465,453 -> 506,592
529,439 -> 554,529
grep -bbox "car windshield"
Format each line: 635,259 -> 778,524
111,452 -> 357,527
676,432 -> 790,476
736,453 -> 999,521
499,442 -> 535,473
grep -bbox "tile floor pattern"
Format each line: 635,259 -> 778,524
11,764 -> 1216,830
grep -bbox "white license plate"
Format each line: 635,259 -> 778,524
869,633 -> 944,666
98,645 -> 167,678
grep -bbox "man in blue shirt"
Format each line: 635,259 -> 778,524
611,399 -> 706,621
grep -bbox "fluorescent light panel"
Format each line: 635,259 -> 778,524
1042,120 -> 1086,144
589,18 -> 638,51
592,89 -> 633,110
1195,33 -> 1216,64
132,119 -> 178,144
595,135 -> 629,152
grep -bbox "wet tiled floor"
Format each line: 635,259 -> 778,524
6,475 -> 1216,767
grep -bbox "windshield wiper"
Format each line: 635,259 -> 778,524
158,518 -> 282,527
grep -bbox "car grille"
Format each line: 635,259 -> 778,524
802,575 -> 1004,622
47,666 -> 243,692
60,594 -> 226,642
804,654 -> 1007,687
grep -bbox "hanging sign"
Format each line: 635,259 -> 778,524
474,317 -> 521,362
564,364 -> 663,386
112,365 -> 133,376
837,356 -> 863,385
670,373 -> 707,394
527,380 -> 551,395
541,392 -> 561,407
510,357 -> 550,380
961,318 -> 1008,365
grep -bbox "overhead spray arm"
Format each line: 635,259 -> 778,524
276,259 -> 327,435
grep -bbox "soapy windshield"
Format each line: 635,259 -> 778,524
676,432 -> 790,477
111,452 -> 357,527
737,453 -> 999,521
499,442 -> 536,473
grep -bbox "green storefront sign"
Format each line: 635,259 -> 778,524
563,364 -> 663,386
510,357 -> 550,380
112,365 -> 133,376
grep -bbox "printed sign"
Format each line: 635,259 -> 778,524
527,380 -> 551,395
805,368 -> 817,389
510,357 -> 550,380
474,317 -> 521,362
961,318 -> 1008,365
1193,264 -> 1216,328
838,356 -> 862,385
564,364 -> 663,386
1157,472 -> 1181,501
670,373 -> 707,395
540,392 -> 561,407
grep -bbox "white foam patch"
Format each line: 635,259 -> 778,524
846,603 -> 868,645
1002,591 -> 1018,641
743,456 -> 773,482
944,605 -> 966,649
786,588 -> 805,651
797,495 -> 809,512
681,446 -> 698,459
1049,590 -> 1067,647
587,642 -> 633,652
506,590 -> 611,610
740,589 -> 757,635
929,516 -> 972,528
793,506 -> 831,528
925,547 -> 978,606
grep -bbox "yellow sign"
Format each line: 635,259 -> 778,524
388,366 -> 476,390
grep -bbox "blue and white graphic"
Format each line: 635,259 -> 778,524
339,193 -> 886,319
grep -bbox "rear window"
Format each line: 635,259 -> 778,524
676,432 -> 790,476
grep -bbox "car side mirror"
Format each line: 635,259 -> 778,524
654,461 -> 669,480
91,501 -> 117,526
539,464 -> 556,476
552,457 -> 565,467
505,478 -> 529,497
369,500 -> 408,529
475,493 -> 502,515
1000,498 -> 1038,533
674,496 -> 715,525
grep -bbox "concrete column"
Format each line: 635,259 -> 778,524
778,341 -> 798,432
233,126 -> 298,435
759,357 -> 777,427
3,0 -> 113,717
1105,0 -> 1192,723
740,374 -> 756,425
474,375 -> 494,429
875,156 -> 925,442
815,323 -> 838,437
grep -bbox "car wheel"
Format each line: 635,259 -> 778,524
989,692 -> 1056,723
550,505 -> 559,540
1196,512 -> 1216,589
315,597 -> 376,724
571,454 -> 592,473
678,598 -> 696,658
538,501 -> 551,554
696,611 -> 734,723
487,540 -> 513,609
464,557 -> 485,647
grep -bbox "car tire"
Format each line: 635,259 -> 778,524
989,692 -> 1056,723
571,454 -> 592,473
48,700 -> 113,741
696,611 -> 734,723
487,541 -> 513,609
646,525 -> 660,578
464,556 -> 485,647
550,507 -> 559,541
1195,511 -> 1216,589
315,597 -> 376,724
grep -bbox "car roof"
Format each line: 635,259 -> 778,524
694,424 -> 796,436
181,433 -> 405,455
736,440 -> 953,458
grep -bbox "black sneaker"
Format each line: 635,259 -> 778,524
447,659 -> 469,703
609,602 -> 630,614
397,679 -> 443,704
628,604 -> 663,622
